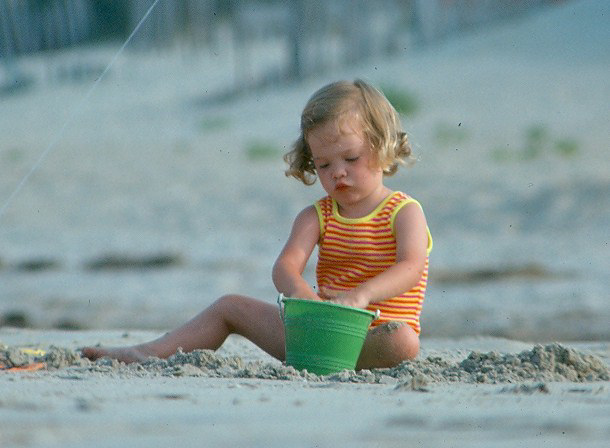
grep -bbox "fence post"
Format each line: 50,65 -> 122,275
288,0 -> 306,80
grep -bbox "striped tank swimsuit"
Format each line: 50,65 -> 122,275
314,191 -> 432,334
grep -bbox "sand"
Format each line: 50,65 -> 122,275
2,332 -> 608,384
1,329 -> 609,447
1,0 -> 610,446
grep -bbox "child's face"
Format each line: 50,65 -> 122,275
308,116 -> 385,209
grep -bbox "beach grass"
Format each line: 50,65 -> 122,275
554,137 -> 580,158
492,123 -> 580,162
246,140 -> 281,161
434,121 -> 470,147
380,84 -> 419,117
199,116 -> 231,132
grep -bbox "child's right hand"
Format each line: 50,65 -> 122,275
319,286 -> 369,309
282,288 -> 323,302
299,292 -> 324,301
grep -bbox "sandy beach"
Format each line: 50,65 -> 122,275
1,328 -> 609,447
1,0 -> 609,446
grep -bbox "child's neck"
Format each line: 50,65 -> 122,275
336,186 -> 392,219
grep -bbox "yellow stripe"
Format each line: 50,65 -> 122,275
330,192 -> 400,224
316,191 -> 431,335
314,201 -> 325,239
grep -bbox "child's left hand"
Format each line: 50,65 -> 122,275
319,286 -> 369,309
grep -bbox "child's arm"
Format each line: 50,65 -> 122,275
323,202 -> 429,308
272,205 -> 321,300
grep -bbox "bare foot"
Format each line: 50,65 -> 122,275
81,345 -> 158,364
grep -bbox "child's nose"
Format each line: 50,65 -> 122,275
332,164 -> 347,179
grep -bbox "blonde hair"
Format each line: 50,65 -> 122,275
284,79 -> 413,185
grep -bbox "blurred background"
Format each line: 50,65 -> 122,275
2,0 -> 559,91
1,0 -> 608,341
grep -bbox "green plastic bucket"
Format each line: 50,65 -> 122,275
278,294 -> 378,375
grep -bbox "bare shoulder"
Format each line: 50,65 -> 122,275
394,200 -> 427,231
295,204 -> 319,222
393,201 -> 429,256
289,204 -> 320,241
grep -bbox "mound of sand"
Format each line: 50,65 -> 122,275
2,342 -> 607,386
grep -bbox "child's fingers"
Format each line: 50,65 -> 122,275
318,286 -> 337,300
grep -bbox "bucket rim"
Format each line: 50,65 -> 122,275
279,296 -> 377,319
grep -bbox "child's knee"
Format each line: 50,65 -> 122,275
213,294 -> 268,327
368,321 -> 419,363
389,323 -> 419,357
212,294 -> 243,317
371,321 -> 411,336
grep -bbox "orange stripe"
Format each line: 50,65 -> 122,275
316,192 -> 429,335
322,239 -> 397,250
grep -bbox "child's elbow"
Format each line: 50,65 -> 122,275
271,259 -> 283,287
272,256 -> 291,288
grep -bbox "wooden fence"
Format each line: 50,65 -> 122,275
0,0 -> 560,93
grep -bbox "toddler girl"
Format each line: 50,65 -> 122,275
83,79 -> 432,369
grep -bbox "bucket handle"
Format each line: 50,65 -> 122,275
278,293 -> 381,320
277,293 -> 286,322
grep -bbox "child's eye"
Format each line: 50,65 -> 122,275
346,156 -> 359,163
318,163 -> 329,169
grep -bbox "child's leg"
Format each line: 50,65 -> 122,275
82,294 -> 285,363
356,322 -> 419,370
